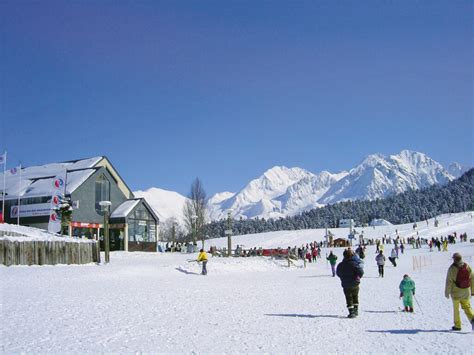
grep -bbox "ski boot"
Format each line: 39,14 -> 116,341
353,305 -> 359,317
347,307 -> 356,318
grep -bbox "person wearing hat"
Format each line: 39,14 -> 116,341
197,248 -> 208,275
444,252 -> 474,331
336,248 -> 364,318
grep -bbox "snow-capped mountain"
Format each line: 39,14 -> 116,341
447,162 -> 469,178
209,166 -> 317,220
319,150 -> 453,204
134,187 -> 188,224
136,150 -> 468,223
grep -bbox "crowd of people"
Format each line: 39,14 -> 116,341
193,229 -> 473,331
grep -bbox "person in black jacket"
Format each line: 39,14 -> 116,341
336,248 -> 365,318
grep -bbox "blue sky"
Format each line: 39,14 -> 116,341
1,0 -> 472,196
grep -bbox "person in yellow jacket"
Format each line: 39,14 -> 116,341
445,253 -> 474,331
197,249 -> 208,275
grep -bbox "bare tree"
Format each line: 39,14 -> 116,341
160,217 -> 185,242
183,177 -> 208,247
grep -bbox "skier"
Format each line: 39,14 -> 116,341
336,249 -> 364,318
400,242 -> 405,254
399,274 -> 416,312
326,251 -> 338,277
376,250 -> 386,277
355,245 -> 365,260
442,240 -> 448,252
388,248 -> 398,267
445,253 -> 474,331
197,248 -> 208,275
312,247 -> 318,262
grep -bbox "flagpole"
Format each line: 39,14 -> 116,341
17,164 -> 21,225
2,151 -> 6,222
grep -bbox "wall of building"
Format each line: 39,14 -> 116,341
71,167 -> 129,224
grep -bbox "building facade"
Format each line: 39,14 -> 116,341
1,157 -> 159,252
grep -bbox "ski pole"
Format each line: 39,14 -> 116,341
414,294 -> 423,314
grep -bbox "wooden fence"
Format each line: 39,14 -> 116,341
0,237 -> 99,266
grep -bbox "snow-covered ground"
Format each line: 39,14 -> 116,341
1,212 -> 473,353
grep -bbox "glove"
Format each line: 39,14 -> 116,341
400,293 -> 403,298
413,292 -> 415,296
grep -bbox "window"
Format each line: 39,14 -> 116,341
128,204 -> 156,242
95,175 -> 110,213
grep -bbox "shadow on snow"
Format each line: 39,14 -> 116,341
175,267 -> 200,275
367,329 -> 466,334
265,313 -> 346,319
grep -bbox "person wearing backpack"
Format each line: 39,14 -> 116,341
444,252 -> 474,331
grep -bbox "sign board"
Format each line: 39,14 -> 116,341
224,230 -> 232,235
71,221 -> 102,228
11,203 -> 51,218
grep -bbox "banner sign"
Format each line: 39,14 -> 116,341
10,203 -> 51,218
48,171 -> 67,234
71,221 -> 102,228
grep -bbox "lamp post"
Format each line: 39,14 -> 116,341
225,209 -> 233,257
99,201 -> 111,263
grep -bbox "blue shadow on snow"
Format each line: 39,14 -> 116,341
367,329 -> 465,334
175,267 -> 200,275
265,313 -> 346,319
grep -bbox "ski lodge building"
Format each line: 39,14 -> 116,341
0,157 -> 159,252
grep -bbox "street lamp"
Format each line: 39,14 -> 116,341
99,200 -> 111,263
225,209 -> 233,257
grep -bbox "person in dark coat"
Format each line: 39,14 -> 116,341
336,248 -> 365,318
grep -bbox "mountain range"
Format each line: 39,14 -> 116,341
134,150 -> 469,223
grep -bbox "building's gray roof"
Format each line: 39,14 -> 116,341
0,157 -> 103,200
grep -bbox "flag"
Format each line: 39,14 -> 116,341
0,152 -> 5,164
48,170 -> 67,234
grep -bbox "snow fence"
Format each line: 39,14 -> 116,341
0,236 -> 99,266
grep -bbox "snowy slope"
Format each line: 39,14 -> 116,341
2,212 -> 473,353
133,187 -> 188,224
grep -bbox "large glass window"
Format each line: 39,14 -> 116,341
128,204 -> 157,242
95,175 -> 110,213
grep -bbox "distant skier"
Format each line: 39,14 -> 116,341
197,249 -> 208,275
445,253 -> 474,331
355,245 -> 365,260
388,248 -> 398,267
399,274 -> 416,312
376,250 -> 386,277
336,249 -> 364,318
326,251 -> 338,277
442,240 -> 448,252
